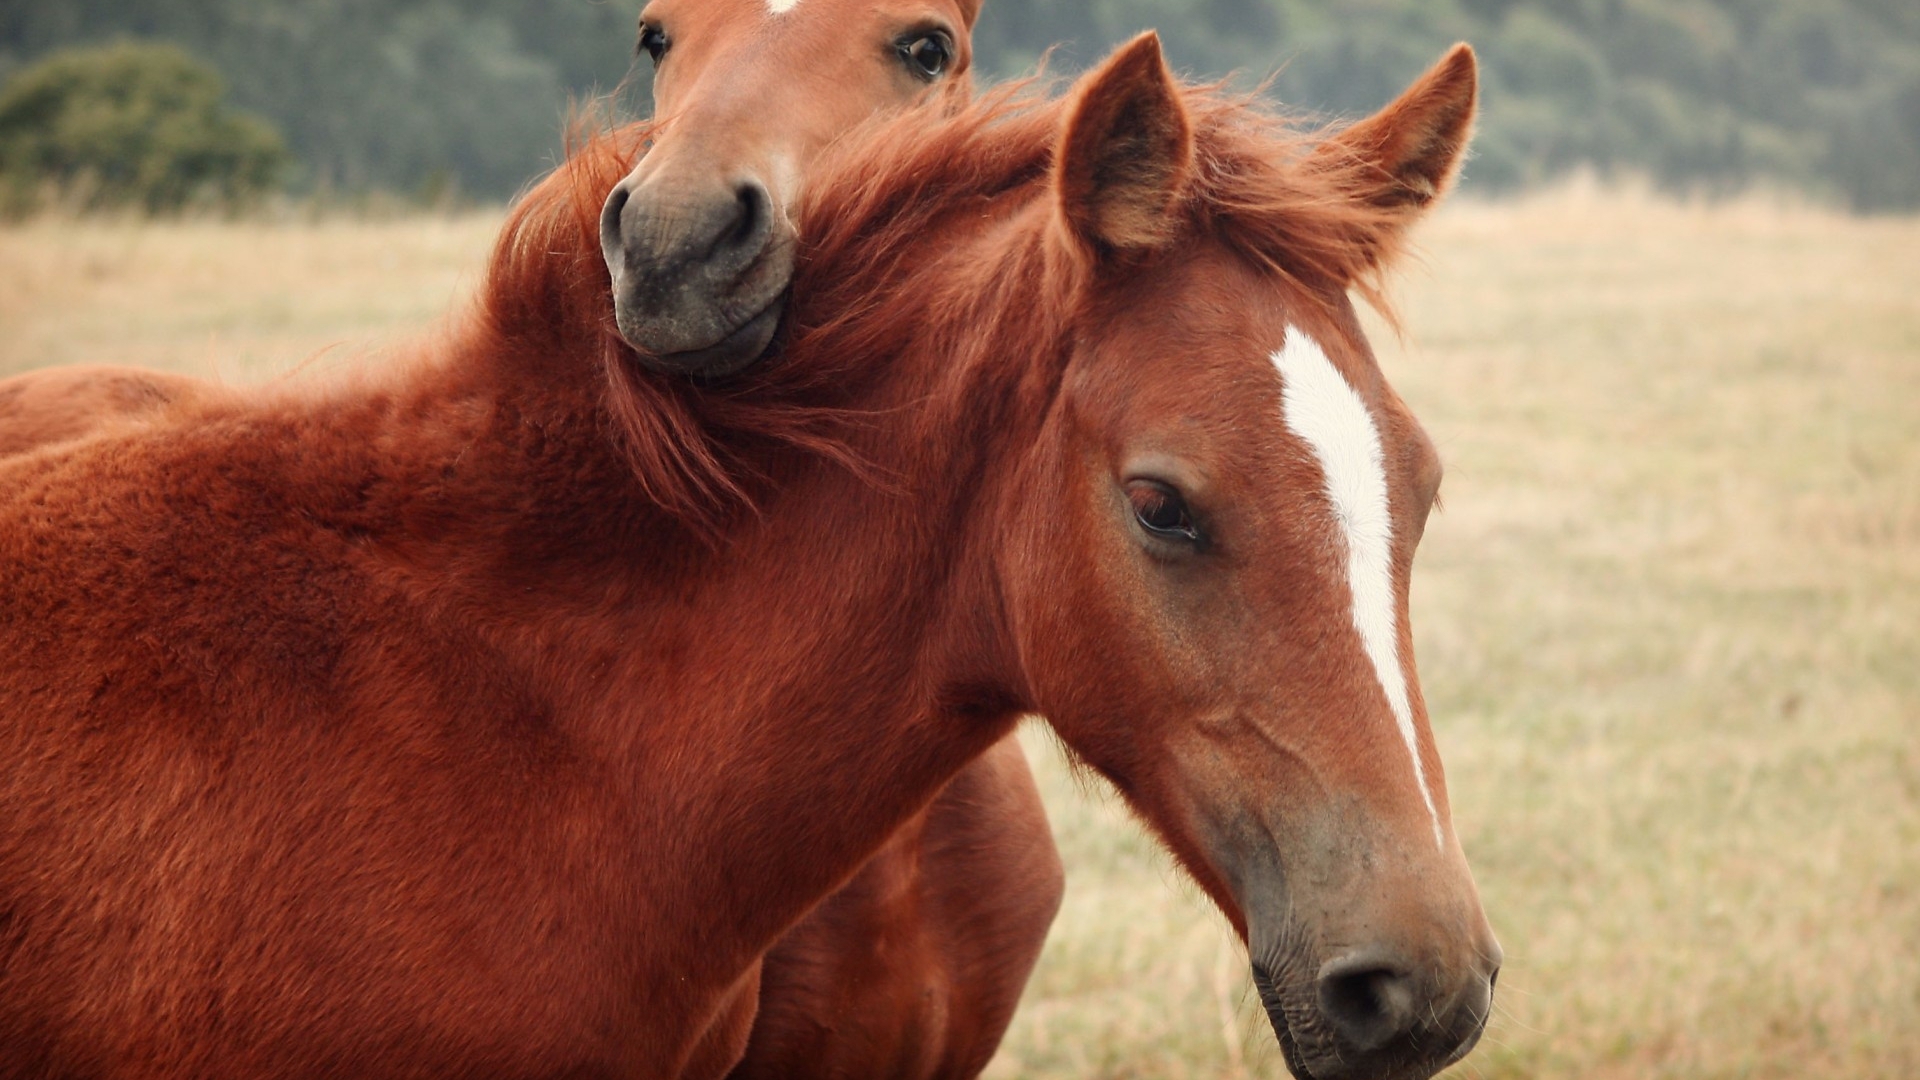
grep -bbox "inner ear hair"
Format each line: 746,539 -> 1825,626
1330,43 -> 1478,212
1057,32 -> 1195,254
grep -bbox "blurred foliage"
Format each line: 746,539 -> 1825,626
979,0 -> 1920,210
0,42 -> 286,214
1,0 -> 1916,210
0,0 -> 645,201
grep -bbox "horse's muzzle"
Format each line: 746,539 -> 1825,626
1253,946 -> 1498,1080
638,296 -> 786,380
600,173 -> 794,379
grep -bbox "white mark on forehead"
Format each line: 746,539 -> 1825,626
766,0 -> 803,13
1272,328 -> 1445,850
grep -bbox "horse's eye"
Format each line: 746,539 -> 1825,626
1128,481 -> 1200,544
899,33 -> 953,80
638,25 -> 670,65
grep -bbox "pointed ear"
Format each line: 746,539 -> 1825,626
1317,43 -> 1477,229
1055,32 -> 1194,255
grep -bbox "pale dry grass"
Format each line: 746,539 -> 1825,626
0,187 -> 1914,1078
993,184 -> 1920,1079
0,212 -> 500,382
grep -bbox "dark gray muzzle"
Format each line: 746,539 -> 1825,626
599,172 -> 793,378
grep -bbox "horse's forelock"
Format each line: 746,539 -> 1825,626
1183,94 -> 1413,329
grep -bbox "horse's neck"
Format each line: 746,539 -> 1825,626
339,242 -> 1047,989
547,279 -> 1051,986
597,427 -> 1026,961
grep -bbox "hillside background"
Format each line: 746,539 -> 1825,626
3,0 -> 1917,209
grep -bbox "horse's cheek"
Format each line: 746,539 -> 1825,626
1004,455 -> 1134,751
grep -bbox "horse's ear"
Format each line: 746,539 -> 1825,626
1055,32 -> 1193,256
1315,43 -> 1477,247
1323,43 -> 1477,209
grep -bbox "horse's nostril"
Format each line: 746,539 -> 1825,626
727,180 -> 772,250
600,180 -> 633,267
1316,956 -> 1418,1053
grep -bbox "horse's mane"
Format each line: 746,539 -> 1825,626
473,77 -> 1413,537
474,120 -> 848,539
790,77 -> 1414,340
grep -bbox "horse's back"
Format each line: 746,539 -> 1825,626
0,396 -> 652,1079
0,364 -> 209,457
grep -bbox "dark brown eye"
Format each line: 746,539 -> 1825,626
899,33 -> 953,80
1128,481 -> 1200,543
638,25 -> 669,65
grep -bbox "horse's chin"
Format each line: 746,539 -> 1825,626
1439,1013 -> 1489,1068
1269,1019 -> 1316,1080
622,297 -> 786,381
1253,962 -> 1321,1080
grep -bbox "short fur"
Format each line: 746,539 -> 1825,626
0,35 -> 1494,1080
0,1 -> 1066,1071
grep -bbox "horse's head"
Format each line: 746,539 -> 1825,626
999,37 -> 1498,1080
600,0 -> 983,378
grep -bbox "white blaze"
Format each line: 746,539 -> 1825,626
1272,328 -> 1444,850
766,0 -> 802,13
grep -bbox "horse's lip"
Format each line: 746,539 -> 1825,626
1439,1009 -> 1489,1069
1262,983 -> 1488,1080
1253,962 -> 1320,1080
638,296 -> 786,379
1268,1010 -> 1318,1080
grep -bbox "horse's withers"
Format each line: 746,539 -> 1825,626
600,0 -> 983,377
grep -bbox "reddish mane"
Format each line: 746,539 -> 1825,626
471,80 -> 1423,538
792,80 -> 1415,338
476,119 -> 874,538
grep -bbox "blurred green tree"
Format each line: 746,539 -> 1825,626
2,0 -> 1916,209
0,41 -> 288,213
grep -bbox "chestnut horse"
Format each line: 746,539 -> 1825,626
601,0 -> 984,377
0,1 -> 1062,1075
0,33 -> 1498,1080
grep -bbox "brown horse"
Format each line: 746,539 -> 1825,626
601,0 -> 985,376
0,1 -> 1060,1074
0,32 -> 1497,1080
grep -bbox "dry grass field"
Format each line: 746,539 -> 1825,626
2,185 -> 1915,1078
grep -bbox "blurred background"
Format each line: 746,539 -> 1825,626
0,2 -> 1915,1079
2,0 -> 1919,211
